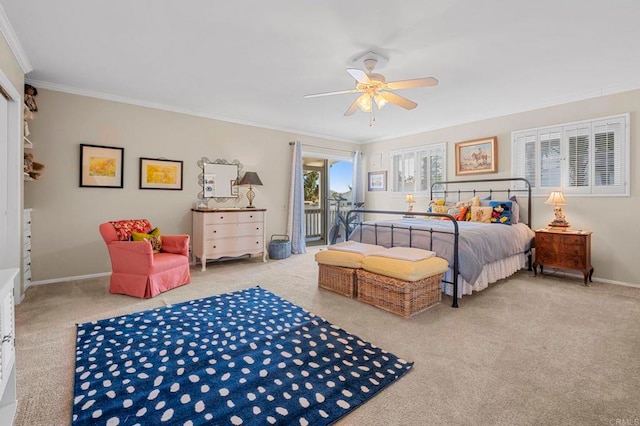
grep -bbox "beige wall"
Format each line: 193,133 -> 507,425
25,89 -> 358,282
362,90 -> 639,286
0,34 -> 24,91
23,87 -> 640,286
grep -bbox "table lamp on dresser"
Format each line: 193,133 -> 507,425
238,171 -> 263,208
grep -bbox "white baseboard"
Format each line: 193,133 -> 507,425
30,272 -> 111,286
539,269 -> 640,289
26,270 -> 640,290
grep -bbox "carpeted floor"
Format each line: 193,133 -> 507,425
14,247 -> 640,425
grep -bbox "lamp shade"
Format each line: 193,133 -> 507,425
545,191 -> 566,205
405,194 -> 415,203
238,172 -> 263,186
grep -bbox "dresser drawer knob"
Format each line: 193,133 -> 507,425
213,230 -> 217,233
220,216 -> 224,219
213,246 -> 216,249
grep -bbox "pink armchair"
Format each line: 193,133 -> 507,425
99,219 -> 191,298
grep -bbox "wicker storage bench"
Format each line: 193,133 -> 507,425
314,242 -> 386,298
356,269 -> 444,318
318,264 -> 357,298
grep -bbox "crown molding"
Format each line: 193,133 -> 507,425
0,4 -> 32,73
25,78 -> 356,144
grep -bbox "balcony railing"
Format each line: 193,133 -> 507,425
304,206 -> 339,242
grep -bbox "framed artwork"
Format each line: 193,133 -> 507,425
139,157 -> 183,190
368,171 -> 387,191
455,136 -> 498,175
230,179 -> 239,196
79,144 -> 124,188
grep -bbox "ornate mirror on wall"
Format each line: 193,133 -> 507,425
197,157 -> 243,203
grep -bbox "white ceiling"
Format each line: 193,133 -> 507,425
3,1 -> 640,143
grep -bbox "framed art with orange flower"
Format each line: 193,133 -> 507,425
79,144 -> 124,188
139,157 -> 183,190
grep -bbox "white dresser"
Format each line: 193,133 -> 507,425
23,209 -> 32,292
0,268 -> 18,424
192,209 -> 267,271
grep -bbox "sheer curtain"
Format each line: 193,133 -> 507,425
351,150 -> 364,207
287,141 -> 306,254
351,150 -> 364,228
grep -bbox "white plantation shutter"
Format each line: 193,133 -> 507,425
512,132 -> 536,190
565,123 -> 590,193
539,128 -> 562,189
511,113 -> 629,196
592,117 -> 625,194
392,143 -> 446,194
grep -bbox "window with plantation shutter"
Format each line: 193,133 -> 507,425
391,143 -> 446,194
511,113 -> 629,196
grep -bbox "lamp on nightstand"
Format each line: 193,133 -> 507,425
545,191 -> 570,230
405,194 -> 415,212
238,171 -> 263,208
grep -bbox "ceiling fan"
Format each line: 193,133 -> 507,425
304,53 -> 438,117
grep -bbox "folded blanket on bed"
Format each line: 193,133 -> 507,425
367,246 -> 436,262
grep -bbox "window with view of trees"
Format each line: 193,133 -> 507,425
391,143 -> 446,194
511,113 -> 629,196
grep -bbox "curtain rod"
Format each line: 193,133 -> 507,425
289,141 -> 355,155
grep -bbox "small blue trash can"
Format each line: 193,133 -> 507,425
268,235 -> 291,260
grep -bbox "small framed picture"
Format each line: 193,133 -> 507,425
368,171 -> 387,191
79,144 -> 124,188
230,179 -> 239,196
139,157 -> 183,190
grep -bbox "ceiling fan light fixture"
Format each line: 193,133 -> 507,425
374,93 -> 388,109
356,94 -> 372,112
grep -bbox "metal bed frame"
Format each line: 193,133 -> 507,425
346,177 -> 532,308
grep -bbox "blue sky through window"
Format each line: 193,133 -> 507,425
330,161 -> 352,194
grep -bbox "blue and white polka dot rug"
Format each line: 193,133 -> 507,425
73,287 -> 413,425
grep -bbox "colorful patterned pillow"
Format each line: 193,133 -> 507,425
131,227 -> 162,253
110,219 -> 153,241
431,205 -> 450,215
427,199 -> 446,212
470,206 -> 493,223
489,201 -> 512,225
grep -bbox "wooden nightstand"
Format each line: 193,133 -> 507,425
533,229 -> 594,285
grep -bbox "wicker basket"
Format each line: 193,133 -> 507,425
356,269 -> 443,317
318,264 -> 357,298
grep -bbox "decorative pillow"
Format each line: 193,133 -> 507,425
510,195 -> 520,224
455,206 -> 468,221
110,219 -> 153,241
427,199 -> 446,212
470,206 -> 493,223
131,227 -> 162,253
439,206 -> 467,221
489,201 -> 512,225
431,205 -> 450,215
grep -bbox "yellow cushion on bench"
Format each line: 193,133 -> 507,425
362,256 -> 449,282
328,241 -> 386,256
367,246 -> 435,262
315,250 -> 363,269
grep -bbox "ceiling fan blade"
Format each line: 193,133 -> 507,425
304,89 -> 359,98
344,98 -> 360,116
380,92 -> 418,110
346,68 -> 370,84
386,77 -> 439,90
